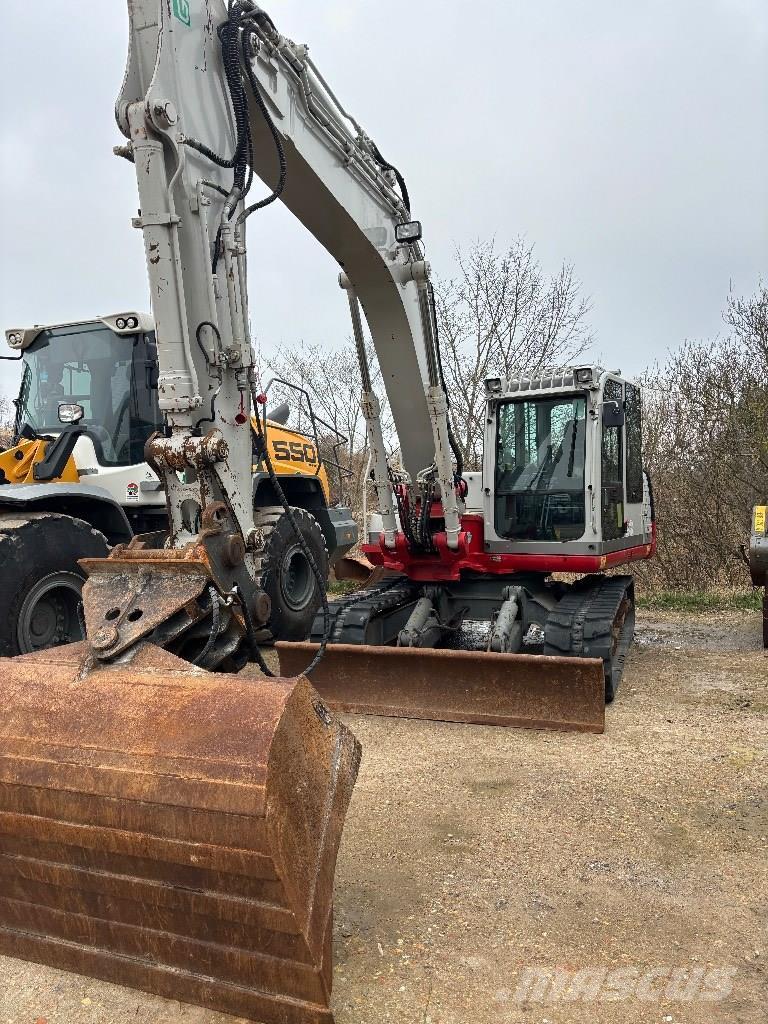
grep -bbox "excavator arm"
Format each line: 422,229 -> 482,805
116,0 -> 462,573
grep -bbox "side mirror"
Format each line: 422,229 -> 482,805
602,400 -> 625,427
58,403 -> 85,425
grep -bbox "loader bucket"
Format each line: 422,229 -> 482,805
331,554 -> 382,587
277,643 -> 605,734
0,642 -> 361,1024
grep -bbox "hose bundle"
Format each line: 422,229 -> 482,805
182,1 -> 286,272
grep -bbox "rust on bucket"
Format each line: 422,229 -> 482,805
0,642 -> 360,1023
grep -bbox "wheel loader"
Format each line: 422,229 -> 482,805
747,504 -> 767,647
1,2 -> 655,1021
0,313 -> 357,655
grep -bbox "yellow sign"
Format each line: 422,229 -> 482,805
754,506 -> 767,535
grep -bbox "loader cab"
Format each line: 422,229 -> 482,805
8,315 -> 163,468
483,367 -> 650,555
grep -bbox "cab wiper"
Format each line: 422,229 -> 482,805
525,446 -> 556,492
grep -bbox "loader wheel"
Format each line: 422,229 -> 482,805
0,513 -> 109,657
254,505 -> 328,643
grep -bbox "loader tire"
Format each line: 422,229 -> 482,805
0,512 -> 109,657
254,505 -> 328,643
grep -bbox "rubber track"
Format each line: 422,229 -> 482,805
543,574 -> 635,700
308,576 -> 418,645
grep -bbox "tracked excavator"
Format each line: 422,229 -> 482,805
0,2 -> 655,1021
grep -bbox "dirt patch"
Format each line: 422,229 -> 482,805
635,608 -> 763,653
1,609 -> 765,1024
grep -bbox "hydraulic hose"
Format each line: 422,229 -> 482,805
178,4 -> 329,676
429,280 -> 464,481
193,586 -> 222,665
183,2 -> 287,272
369,141 -> 411,214
236,28 -> 287,227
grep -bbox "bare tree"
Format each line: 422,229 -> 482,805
637,283 -> 768,590
0,394 -> 15,449
264,337 -> 393,518
725,280 -> 768,367
262,237 -> 593,523
434,238 -> 593,468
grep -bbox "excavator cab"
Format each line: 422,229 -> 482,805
491,391 -> 589,542
484,368 -> 652,554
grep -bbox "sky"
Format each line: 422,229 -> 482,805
0,0 -> 766,401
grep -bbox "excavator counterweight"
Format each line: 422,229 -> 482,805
0,643 -> 360,1024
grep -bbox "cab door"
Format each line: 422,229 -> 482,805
601,379 -> 625,541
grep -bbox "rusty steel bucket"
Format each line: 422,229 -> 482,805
331,554 -> 382,587
277,643 -> 605,734
0,642 -> 360,1024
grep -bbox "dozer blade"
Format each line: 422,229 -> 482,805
277,643 -> 605,734
0,642 -> 361,1024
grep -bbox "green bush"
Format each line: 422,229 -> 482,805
636,589 -> 763,612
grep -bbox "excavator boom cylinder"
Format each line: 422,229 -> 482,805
0,643 -> 360,1023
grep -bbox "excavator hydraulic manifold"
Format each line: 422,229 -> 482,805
0,642 -> 360,1024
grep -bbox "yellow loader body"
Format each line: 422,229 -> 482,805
1,418 -> 330,497
0,438 -> 79,485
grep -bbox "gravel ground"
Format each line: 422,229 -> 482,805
1,608 -> 765,1024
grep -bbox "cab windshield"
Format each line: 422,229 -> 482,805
494,394 -> 587,541
14,323 -> 163,467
